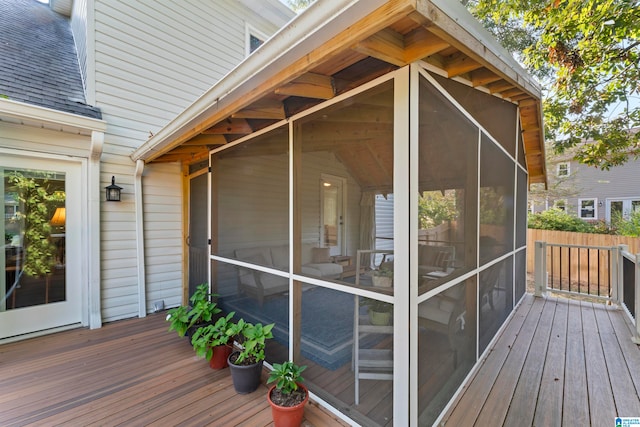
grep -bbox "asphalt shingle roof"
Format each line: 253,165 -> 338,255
0,0 -> 101,119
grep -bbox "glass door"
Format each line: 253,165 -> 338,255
606,198 -> 640,223
320,174 -> 345,256
1,155 -> 83,340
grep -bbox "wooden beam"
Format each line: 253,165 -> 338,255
232,100 -> 286,120
275,72 -> 336,99
469,68 -> 502,87
202,118 -> 252,135
501,87 -> 525,99
443,52 -> 483,77
403,27 -> 450,62
355,28 -> 406,67
181,134 -> 227,146
486,80 -> 514,94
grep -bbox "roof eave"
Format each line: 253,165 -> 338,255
0,97 -> 107,134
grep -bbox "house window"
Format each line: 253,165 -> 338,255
579,198 -> 596,219
245,24 -> 268,55
554,200 -> 566,212
557,162 -> 569,177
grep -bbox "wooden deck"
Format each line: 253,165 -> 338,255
0,313 -> 348,427
2,294 -> 640,426
443,293 -> 640,426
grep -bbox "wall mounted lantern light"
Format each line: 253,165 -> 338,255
105,176 -> 122,202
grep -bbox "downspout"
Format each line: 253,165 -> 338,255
135,159 -> 147,317
88,130 -> 103,329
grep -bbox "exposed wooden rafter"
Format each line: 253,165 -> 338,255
203,118 -> 252,135
275,72 -> 336,99
232,99 -> 286,120
143,0 -> 545,186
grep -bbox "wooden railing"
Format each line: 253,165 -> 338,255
531,233 -> 640,344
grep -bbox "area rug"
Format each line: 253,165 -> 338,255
221,287 -> 378,370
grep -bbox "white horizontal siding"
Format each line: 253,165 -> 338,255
143,163 -> 183,313
92,0 -> 289,321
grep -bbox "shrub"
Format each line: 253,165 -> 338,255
527,208 -> 596,232
613,210 -> 640,237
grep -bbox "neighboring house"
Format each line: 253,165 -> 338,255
0,0 -> 292,336
1,0 -> 549,425
531,133 -> 640,223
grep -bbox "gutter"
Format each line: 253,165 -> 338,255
0,98 -> 107,133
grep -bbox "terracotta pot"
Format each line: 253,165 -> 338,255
209,345 -> 232,370
267,384 -> 309,427
228,351 -> 263,394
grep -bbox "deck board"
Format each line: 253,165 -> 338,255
3,293 -> 639,426
443,293 -> 640,426
503,297 -> 556,426
531,297 -> 568,427
581,301 -> 617,425
473,296 -> 545,426
443,294 -> 535,426
0,313 -> 347,427
593,303 -> 640,417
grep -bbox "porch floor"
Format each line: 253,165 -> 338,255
2,294 -> 640,426
442,293 -> 640,426
0,313 -> 347,427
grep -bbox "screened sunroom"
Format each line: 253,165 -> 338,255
133,1 -> 546,425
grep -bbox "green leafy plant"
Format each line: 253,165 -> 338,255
165,283 -> 221,337
527,208 -> 597,233
166,305 -> 191,337
360,297 -> 392,313
372,267 -> 393,278
227,319 -> 275,365
191,312 -> 236,360
613,210 -> 640,237
267,361 -> 307,395
9,172 -> 63,279
187,283 -> 221,328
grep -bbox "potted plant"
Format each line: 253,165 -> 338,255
267,361 -> 308,427
191,312 -> 236,370
361,297 -> 393,326
165,283 -> 221,339
371,266 -> 393,287
226,319 -> 275,394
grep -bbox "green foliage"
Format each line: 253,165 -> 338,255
9,172 -> 60,278
191,312 -> 236,360
165,283 -> 221,337
372,266 -> 393,278
612,209 -> 640,237
465,0 -> 640,169
360,297 -> 392,313
527,208 -> 597,232
418,191 -> 457,229
187,283 -> 221,328
227,319 -> 274,365
166,305 -> 191,337
267,361 -> 307,395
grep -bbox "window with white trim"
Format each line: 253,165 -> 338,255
245,24 -> 268,55
579,198 -> 596,219
557,162 -> 569,177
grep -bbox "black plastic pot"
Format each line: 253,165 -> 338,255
228,351 -> 263,394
